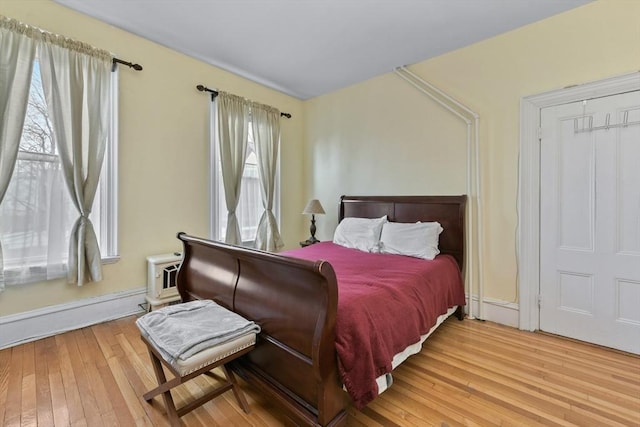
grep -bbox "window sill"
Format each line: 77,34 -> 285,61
102,255 -> 120,265
3,255 -> 121,286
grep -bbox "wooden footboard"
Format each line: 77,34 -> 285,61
176,233 -> 348,426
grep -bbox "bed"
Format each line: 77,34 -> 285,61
175,195 -> 466,426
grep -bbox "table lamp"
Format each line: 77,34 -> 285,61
302,199 -> 325,244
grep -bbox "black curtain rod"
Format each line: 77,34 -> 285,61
196,84 -> 291,119
112,57 -> 143,72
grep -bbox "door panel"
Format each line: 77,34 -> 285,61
618,105 -> 640,255
540,91 -> 640,354
557,123 -> 594,250
558,272 -> 594,315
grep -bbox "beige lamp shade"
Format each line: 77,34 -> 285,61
302,199 -> 325,215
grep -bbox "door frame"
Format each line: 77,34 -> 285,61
518,72 -> 640,331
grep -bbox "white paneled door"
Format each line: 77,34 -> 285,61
540,91 -> 640,354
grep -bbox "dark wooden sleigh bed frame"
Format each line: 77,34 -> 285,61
176,195 -> 466,426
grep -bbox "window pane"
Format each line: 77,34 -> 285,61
238,160 -> 261,242
215,132 -> 263,244
0,157 -> 74,274
0,64 -> 71,282
20,74 -> 56,154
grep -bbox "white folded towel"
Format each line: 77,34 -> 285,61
136,300 -> 260,365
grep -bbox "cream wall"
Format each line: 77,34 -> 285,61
1,0 -> 638,318
304,0 -> 640,303
0,0 -> 305,316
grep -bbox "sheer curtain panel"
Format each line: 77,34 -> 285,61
0,17 -> 37,292
38,37 -> 112,285
217,92 -> 250,245
251,102 -> 284,251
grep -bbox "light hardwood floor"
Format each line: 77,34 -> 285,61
1,315 -> 638,426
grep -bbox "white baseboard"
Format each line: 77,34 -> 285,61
465,295 -> 519,328
0,289 -> 519,350
0,287 -> 147,350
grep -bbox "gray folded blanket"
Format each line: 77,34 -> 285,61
136,300 -> 261,365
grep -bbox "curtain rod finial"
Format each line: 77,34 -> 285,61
112,57 -> 143,72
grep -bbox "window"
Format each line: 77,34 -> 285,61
0,62 -> 118,285
210,115 -> 280,245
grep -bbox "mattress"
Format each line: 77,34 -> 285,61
283,242 -> 466,408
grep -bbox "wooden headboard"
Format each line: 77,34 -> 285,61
339,195 -> 467,270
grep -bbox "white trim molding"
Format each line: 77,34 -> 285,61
0,287 -> 147,350
394,66 -> 485,321
518,71 -> 640,331
465,295 -> 519,328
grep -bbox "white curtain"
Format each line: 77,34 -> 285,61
217,92 -> 250,245
38,35 -> 112,285
0,16 -> 37,292
251,102 -> 284,251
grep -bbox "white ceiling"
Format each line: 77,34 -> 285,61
54,0 -> 590,100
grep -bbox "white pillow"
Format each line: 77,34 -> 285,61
379,221 -> 443,260
333,216 -> 387,253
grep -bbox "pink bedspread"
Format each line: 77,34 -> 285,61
283,242 -> 465,409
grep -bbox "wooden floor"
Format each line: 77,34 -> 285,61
1,316 -> 638,426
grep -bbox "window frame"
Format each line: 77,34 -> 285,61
101,68 -> 119,263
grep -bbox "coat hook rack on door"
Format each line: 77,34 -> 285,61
574,109 -> 640,133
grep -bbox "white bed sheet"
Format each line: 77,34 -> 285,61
375,305 -> 459,394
